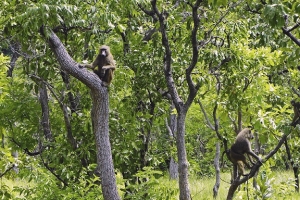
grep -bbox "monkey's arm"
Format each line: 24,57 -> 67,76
247,151 -> 262,164
102,58 -> 116,69
79,63 -> 94,69
102,65 -> 116,70
79,56 -> 100,69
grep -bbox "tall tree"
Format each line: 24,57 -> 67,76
40,28 -> 120,200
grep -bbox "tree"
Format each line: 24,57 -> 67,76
137,1 -> 205,198
40,28 -> 120,200
1,0 -> 300,199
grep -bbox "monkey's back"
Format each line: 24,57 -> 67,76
231,128 -> 252,154
231,139 -> 250,155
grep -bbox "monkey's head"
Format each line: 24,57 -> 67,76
243,128 -> 254,140
291,100 -> 295,106
99,45 -> 110,57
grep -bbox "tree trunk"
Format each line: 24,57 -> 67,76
43,29 -> 120,200
226,181 -> 239,200
284,138 -> 299,192
166,104 -> 178,179
169,157 -> 178,179
38,82 -> 53,141
253,131 -> 261,189
91,90 -> 120,200
7,41 -> 20,77
213,142 -> 220,199
176,112 -> 191,200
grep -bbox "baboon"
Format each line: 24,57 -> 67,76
221,149 -> 251,177
290,100 -> 300,127
79,45 -> 116,85
230,128 -> 262,178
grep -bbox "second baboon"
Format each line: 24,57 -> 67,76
221,149 -> 251,178
79,45 -> 116,85
290,100 -> 300,127
230,128 -> 262,178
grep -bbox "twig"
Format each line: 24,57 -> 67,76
0,165 -> 15,178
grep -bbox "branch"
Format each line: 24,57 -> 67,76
264,133 -> 290,161
213,104 -> 223,141
228,113 -> 238,134
209,0 -> 243,34
150,0 -> 183,110
52,24 -> 112,34
291,85 -> 300,97
137,3 -> 157,21
38,81 -> 53,141
237,106 -> 242,132
40,154 -> 69,186
285,22 -> 300,33
245,3 -> 262,14
197,99 -> 215,130
186,0 -> 201,106
10,137 -> 44,156
7,41 -> 21,77
213,143 -> 221,198
60,70 -> 79,113
30,74 -> 77,149
282,23 -> 300,47
0,164 -> 15,178
39,26 -> 104,90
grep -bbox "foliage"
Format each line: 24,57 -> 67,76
123,167 -> 178,200
0,0 -> 300,199
236,161 -> 296,200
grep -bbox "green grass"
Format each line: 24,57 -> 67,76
3,170 -> 300,200
188,170 -> 300,200
190,173 -> 232,200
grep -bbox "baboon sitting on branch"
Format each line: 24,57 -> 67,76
229,128 -> 262,179
290,100 -> 300,127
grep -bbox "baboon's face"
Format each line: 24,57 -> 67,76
100,48 -> 107,57
99,45 -> 110,57
246,130 -> 254,140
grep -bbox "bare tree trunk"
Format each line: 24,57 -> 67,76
38,82 -> 53,141
169,157 -> 178,179
7,41 -> 20,77
143,1 -> 202,198
284,138 -> 299,192
91,90 -> 120,200
166,104 -> 178,179
1,133 -> 4,148
176,112 -> 191,200
42,29 -> 120,200
213,143 -> 220,199
253,131 -> 261,189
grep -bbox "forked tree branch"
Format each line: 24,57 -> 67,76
282,23 -> 300,47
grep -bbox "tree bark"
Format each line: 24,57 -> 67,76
42,29 -> 120,200
213,143 -> 220,199
166,104 -> 179,179
284,138 -> 299,192
169,157 -> 178,179
144,1 -> 202,199
7,41 -> 20,77
91,90 -> 119,199
176,112 -> 191,200
38,82 -> 53,141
